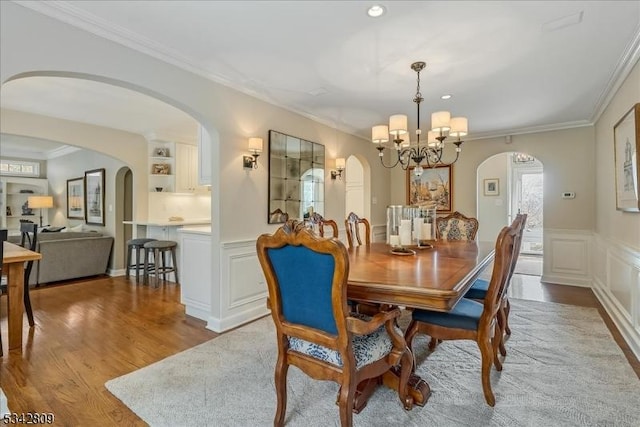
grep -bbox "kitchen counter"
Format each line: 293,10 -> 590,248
123,218 -> 210,227
177,226 -> 211,235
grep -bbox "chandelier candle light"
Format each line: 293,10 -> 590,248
372,61 -> 468,176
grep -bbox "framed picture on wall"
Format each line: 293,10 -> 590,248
613,103 -> 640,212
484,178 -> 500,196
85,168 -> 105,225
406,165 -> 453,213
66,177 -> 85,219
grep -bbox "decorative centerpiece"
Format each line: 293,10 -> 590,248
386,205 -> 436,255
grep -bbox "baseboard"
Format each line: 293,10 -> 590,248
206,304 -> 269,333
592,282 -> 640,360
108,268 -> 125,277
540,274 -> 592,288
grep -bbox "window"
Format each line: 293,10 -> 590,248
0,160 -> 40,177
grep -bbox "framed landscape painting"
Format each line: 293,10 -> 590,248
85,168 -> 105,225
66,177 -> 85,219
406,165 -> 452,213
613,103 -> 640,212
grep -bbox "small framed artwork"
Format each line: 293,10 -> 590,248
406,164 -> 453,213
155,147 -> 169,157
66,177 -> 85,219
152,163 -> 171,175
613,103 -> 639,212
484,178 -> 499,196
85,168 -> 105,226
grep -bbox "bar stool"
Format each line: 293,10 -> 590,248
143,240 -> 179,287
126,238 -> 157,282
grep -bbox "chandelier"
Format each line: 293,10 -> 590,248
513,152 -> 536,164
372,61 -> 468,176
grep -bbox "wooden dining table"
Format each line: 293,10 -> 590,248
345,240 -> 495,409
2,241 -> 41,353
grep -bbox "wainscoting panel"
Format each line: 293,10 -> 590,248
209,239 -> 268,333
591,234 -> 640,360
542,229 -> 591,287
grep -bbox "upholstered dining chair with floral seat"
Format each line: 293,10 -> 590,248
464,214 -> 527,364
436,211 -> 479,241
404,223 -> 518,407
308,212 -> 339,239
256,220 -> 413,426
344,212 -> 371,249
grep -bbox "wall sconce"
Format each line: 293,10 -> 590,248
331,158 -> 345,180
243,137 -> 263,169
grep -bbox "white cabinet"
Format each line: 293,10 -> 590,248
175,143 -> 199,193
0,177 -> 49,234
178,228 -> 212,321
198,125 -> 212,186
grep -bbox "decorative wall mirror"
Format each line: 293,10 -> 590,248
268,130 -> 325,224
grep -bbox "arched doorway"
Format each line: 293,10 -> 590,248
345,155 -> 365,218
477,151 -> 544,274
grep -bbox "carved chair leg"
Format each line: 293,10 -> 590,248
504,298 -> 512,336
273,351 -> 288,427
478,335 -> 496,407
338,379 -> 355,427
497,307 -> 507,357
427,337 -> 441,351
492,323 -> 503,372
398,349 -> 414,410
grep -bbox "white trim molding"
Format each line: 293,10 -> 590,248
207,239 -> 268,333
591,233 -> 640,360
541,229 -> 592,287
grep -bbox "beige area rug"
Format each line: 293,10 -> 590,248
106,299 -> 640,426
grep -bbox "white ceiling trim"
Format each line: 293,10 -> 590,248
12,1 -> 640,140
46,145 -> 80,160
13,0 -> 346,136
590,26 -> 640,123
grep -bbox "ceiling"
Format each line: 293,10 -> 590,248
2,1 -> 639,156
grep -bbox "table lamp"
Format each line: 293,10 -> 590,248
27,195 -> 54,227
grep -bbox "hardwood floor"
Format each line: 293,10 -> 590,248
1,274 -> 638,425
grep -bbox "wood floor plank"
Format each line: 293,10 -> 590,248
1,273 -> 638,425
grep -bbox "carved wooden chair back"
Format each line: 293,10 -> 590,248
308,212 -> 339,238
436,211 -> 479,240
256,220 -> 412,426
344,212 -> 371,249
404,223 -> 518,407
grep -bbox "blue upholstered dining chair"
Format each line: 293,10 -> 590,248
404,223 -> 518,407
256,220 -> 412,427
436,211 -> 479,241
464,213 -> 527,365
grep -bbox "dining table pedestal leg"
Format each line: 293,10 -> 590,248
382,368 -> 431,407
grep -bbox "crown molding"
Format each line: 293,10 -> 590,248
465,120 -> 593,142
12,1 -> 305,126
591,25 -> 640,123
46,144 -> 80,159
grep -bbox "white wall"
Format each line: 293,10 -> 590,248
477,154 -> 509,242
592,59 -> 640,359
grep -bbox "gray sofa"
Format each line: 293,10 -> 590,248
9,231 -> 114,285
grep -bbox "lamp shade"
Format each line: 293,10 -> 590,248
389,114 -> 408,136
335,158 -> 346,170
431,111 -> 451,132
372,125 -> 389,144
449,117 -> 468,137
427,130 -> 439,147
28,195 -> 53,209
248,137 -> 263,154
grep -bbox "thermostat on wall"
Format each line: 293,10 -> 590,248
562,192 -> 575,199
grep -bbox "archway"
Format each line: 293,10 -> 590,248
477,151 -> 544,274
345,155 -> 365,219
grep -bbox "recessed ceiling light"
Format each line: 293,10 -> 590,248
441,94 -> 452,100
367,5 -> 386,18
